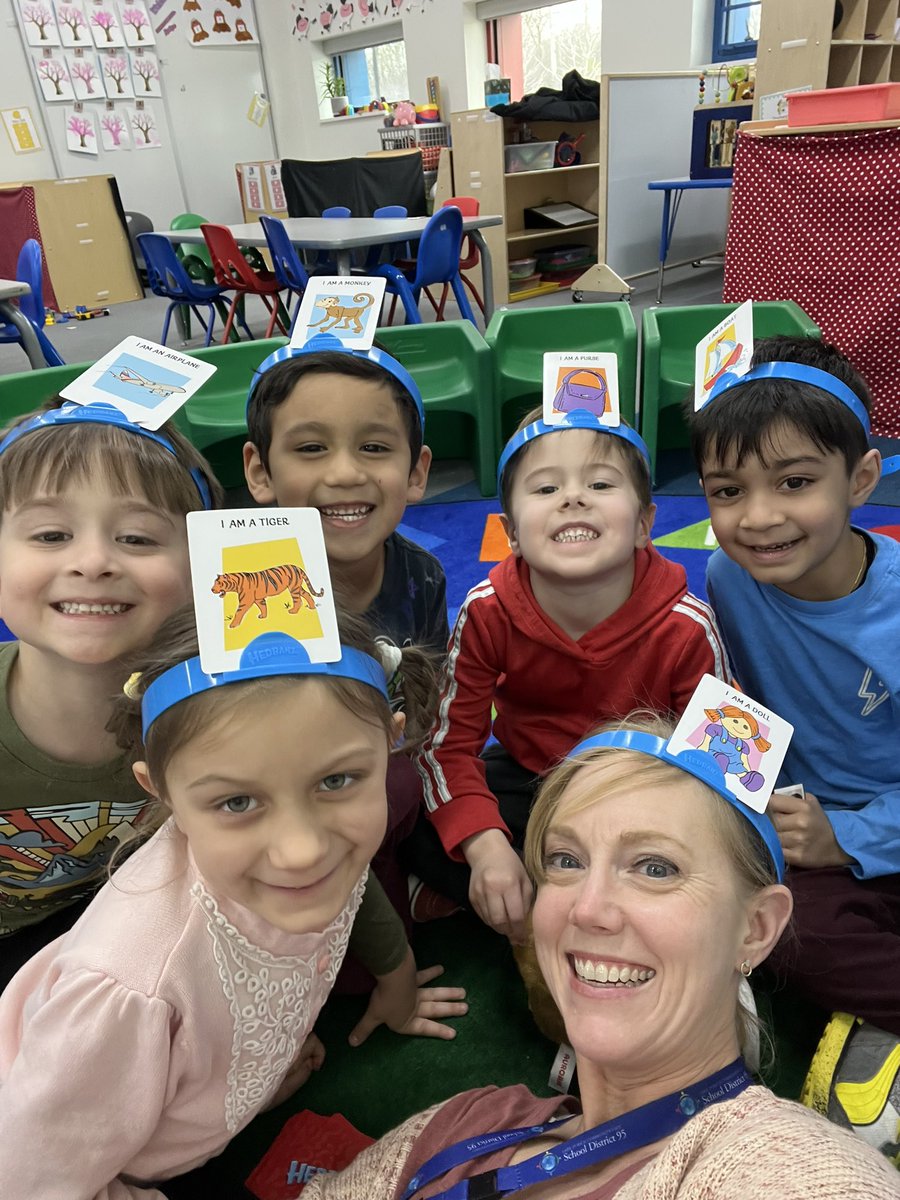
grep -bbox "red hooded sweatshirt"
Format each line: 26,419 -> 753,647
416,545 -> 730,858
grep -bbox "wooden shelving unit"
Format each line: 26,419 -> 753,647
450,109 -> 600,306
754,0 -> 900,113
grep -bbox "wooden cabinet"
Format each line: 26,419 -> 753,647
450,108 -> 600,306
755,0 -> 900,114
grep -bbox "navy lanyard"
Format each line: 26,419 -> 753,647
402,1058 -> 752,1200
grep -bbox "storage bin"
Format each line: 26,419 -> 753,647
536,244 -> 593,270
508,255 -> 538,280
504,141 -> 556,174
787,83 -> 900,127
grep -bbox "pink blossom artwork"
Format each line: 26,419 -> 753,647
34,53 -> 74,102
18,2 -> 61,46
68,54 -> 101,99
90,6 -> 125,47
65,106 -> 98,154
129,50 -> 162,95
119,1 -> 156,47
128,105 -> 161,147
57,3 -> 90,47
100,109 -> 132,150
103,54 -> 135,98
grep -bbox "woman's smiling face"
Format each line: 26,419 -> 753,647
532,760 -> 760,1084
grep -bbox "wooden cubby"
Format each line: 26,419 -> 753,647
754,0 -> 900,112
450,109 -> 600,306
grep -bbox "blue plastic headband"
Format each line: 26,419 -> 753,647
247,334 -> 425,433
496,408 -> 651,493
0,402 -> 214,509
706,361 -> 900,477
568,729 -> 785,881
141,631 -> 389,738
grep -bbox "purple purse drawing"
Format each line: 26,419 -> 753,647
553,369 -> 609,416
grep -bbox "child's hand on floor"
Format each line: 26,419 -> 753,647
768,788 -> 855,869
263,1032 -> 326,1110
462,828 -> 533,945
348,948 -> 467,1046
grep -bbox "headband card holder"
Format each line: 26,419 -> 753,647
542,352 -> 620,427
290,276 -> 387,351
694,298 -> 754,410
59,336 -> 216,428
668,673 -> 793,814
186,508 -> 340,675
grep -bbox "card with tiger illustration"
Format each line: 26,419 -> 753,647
290,276 -> 387,351
186,508 -> 340,673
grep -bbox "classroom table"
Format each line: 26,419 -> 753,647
647,178 -> 733,304
156,214 -> 503,321
0,278 -> 47,369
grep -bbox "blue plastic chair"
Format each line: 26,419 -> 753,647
312,207 -> 352,272
0,240 -> 65,368
138,232 -> 233,347
376,206 -> 476,327
364,205 -> 409,271
259,216 -> 310,335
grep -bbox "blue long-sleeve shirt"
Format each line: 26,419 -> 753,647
706,530 -> 900,879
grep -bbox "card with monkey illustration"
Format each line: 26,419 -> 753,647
291,276 -> 387,350
187,508 -> 340,674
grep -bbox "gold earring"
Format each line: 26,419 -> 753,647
739,960 -> 753,978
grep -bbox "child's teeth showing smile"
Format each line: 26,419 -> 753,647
553,526 -> 598,544
319,505 -> 373,525
55,602 -> 131,615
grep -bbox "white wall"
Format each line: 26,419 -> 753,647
601,0 -> 696,73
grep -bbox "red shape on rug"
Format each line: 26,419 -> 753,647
872,525 -> 900,541
246,1110 -> 374,1199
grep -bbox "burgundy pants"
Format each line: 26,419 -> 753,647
765,865 -> 900,1037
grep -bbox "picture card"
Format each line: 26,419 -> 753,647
18,0 -> 61,46
290,276 -> 387,351
57,2 -> 91,47
542,352 -> 620,426
694,298 -> 753,410
187,508 -> 340,675
668,673 -> 794,814
118,1 -> 156,47
34,53 -> 74,102
59,336 -> 216,428
64,106 -> 97,154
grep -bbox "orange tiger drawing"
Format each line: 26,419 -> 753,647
212,564 -> 324,629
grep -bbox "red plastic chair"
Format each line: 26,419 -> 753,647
430,196 -> 485,318
201,223 -> 290,341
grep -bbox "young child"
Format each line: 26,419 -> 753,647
242,338 -> 449,937
0,398 -> 223,987
688,335 -> 900,1144
0,609 -> 467,1198
413,407 -> 730,944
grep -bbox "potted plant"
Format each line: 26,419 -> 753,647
320,63 -> 348,117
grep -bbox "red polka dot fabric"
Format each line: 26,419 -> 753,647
723,126 -> 900,436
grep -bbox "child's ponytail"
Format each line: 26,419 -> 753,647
386,642 -> 439,751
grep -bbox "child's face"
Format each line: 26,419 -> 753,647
244,373 -> 430,577
154,681 -> 389,936
0,481 -> 190,668
501,431 -> 654,589
701,424 -> 880,601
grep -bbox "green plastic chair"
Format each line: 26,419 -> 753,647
484,302 -> 639,448
184,336 -> 288,489
640,301 -> 822,478
376,321 -> 496,497
0,362 -> 88,428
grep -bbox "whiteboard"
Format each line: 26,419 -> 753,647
604,73 -> 730,279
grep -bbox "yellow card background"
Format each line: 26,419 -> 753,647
218,537 -> 325,654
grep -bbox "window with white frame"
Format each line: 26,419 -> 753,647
481,0 -> 599,100
332,39 -> 409,112
712,0 -> 760,62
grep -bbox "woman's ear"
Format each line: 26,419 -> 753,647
740,883 -> 793,969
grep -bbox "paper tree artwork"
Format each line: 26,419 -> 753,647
65,106 -> 97,154
100,109 -> 131,149
130,51 -> 162,95
103,54 -> 135,98
129,105 -> 161,147
120,1 -> 156,46
68,55 -> 102,99
18,2 -> 61,46
35,54 -> 74,102
90,5 -> 125,46
185,0 -> 256,44
57,2 -> 90,46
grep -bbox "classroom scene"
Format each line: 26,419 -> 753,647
1,0 -> 900,1195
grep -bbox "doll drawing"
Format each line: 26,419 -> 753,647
696,704 -> 771,792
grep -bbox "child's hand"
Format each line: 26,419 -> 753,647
463,828 -> 533,945
262,1031 -> 326,1110
768,788 -> 855,869
348,949 -> 467,1046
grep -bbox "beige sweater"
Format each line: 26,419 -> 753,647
303,1084 -> 900,1200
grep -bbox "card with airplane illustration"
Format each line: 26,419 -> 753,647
290,276 -> 387,351
60,336 -> 216,428
694,299 -> 754,410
